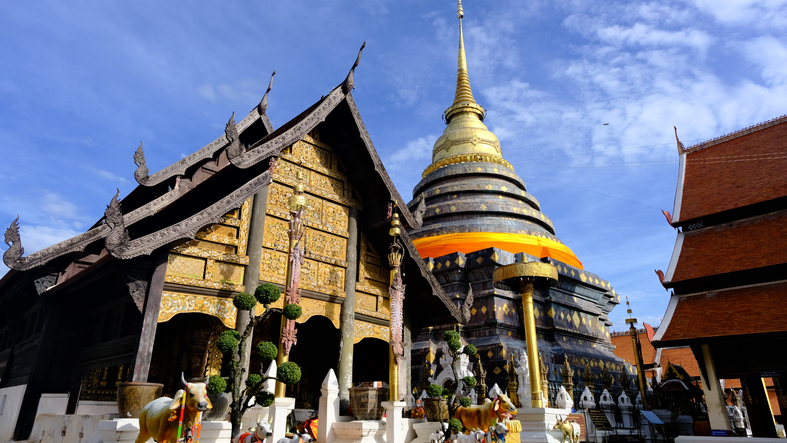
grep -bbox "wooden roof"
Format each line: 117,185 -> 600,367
663,210 -> 787,289
653,281 -> 787,346
1,71 -> 462,325
672,116 -> 787,226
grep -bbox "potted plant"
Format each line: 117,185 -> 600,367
423,330 -> 478,423
423,383 -> 449,422
218,284 -> 303,437
203,375 -> 230,421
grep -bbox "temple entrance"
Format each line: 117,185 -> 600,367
149,313 -> 225,394
285,316 -> 341,409
352,338 -> 389,385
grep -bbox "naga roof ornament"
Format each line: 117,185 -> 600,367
256,70 -> 276,116
104,189 -> 130,256
341,41 -> 366,94
674,126 -> 686,154
133,142 -> 149,184
225,112 -> 243,161
3,216 -> 23,269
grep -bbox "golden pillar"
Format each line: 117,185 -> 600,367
493,261 -> 558,408
627,318 -> 650,410
275,179 -> 307,398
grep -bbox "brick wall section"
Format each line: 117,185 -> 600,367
659,281 -> 787,342
659,348 -> 700,378
680,121 -> 787,221
671,210 -> 787,282
611,331 -> 657,366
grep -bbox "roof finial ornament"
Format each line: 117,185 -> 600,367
104,189 -> 130,256
256,69 -> 276,115
133,141 -> 149,185
457,0 -> 464,19
674,126 -> 686,154
342,41 -> 366,94
3,215 -> 24,269
225,112 -> 243,161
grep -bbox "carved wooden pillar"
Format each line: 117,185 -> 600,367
236,188 -> 269,373
131,251 -> 169,382
338,207 -> 360,414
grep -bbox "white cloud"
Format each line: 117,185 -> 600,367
385,135 -> 436,167
96,169 -> 129,183
196,78 -> 263,104
595,24 -> 713,52
18,224 -> 83,255
41,192 -> 79,219
690,0 -> 787,28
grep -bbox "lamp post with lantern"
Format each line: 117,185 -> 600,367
275,175 -> 307,397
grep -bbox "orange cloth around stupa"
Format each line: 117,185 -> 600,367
412,232 -> 583,270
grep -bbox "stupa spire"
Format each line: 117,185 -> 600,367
453,0 -> 476,107
444,0 -> 485,123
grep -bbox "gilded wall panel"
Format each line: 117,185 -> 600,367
195,232 -> 239,246
262,216 -> 289,251
299,259 -> 320,293
275,162 -> 311,189
309,171 -> 344,199
208,225 -> 238,239
356,293 -> 377,311
297,298 -> 341,329
237,197 -> 251,256
260,249 -> 288,285
267,182 -> 292,214
322,201 -> 349,235
167,254 -> 205,279
159,292 -> 237,328
317,263 -> 345,296
164,274 -> 244,292
356,279 -> 387,297
303,195 -> 323,226
292,140 -> 332,170
353,321 -> 390,344
172,240 -> 237,256
213,261 -> 245,285
306,228 -> 346,264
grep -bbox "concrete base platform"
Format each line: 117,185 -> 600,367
516,407 -> 572,443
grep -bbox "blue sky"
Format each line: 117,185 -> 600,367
2,0 -> 786,330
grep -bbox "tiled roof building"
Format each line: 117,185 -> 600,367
654,116 -> 787,438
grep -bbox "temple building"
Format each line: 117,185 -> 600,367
654,116 -> 787,437
0,60 -> 463,440
406,3 -> 624,405
0,4 -> 626,441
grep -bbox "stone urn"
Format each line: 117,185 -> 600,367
117,382 -> 164,418
349,386 -> 388,420
204,392 -> 231,421
423,397 -> 449,422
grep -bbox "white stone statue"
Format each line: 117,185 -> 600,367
555,385 -> 573,412
488,383 -> 504,399
469,388 -> 478,405
515,352 -> 531,406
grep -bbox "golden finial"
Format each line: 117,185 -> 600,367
450,0 -> 478,114
426,0 -> 503,173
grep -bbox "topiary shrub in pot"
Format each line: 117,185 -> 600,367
203,375 -> 230,421
423,383 -> 449,422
